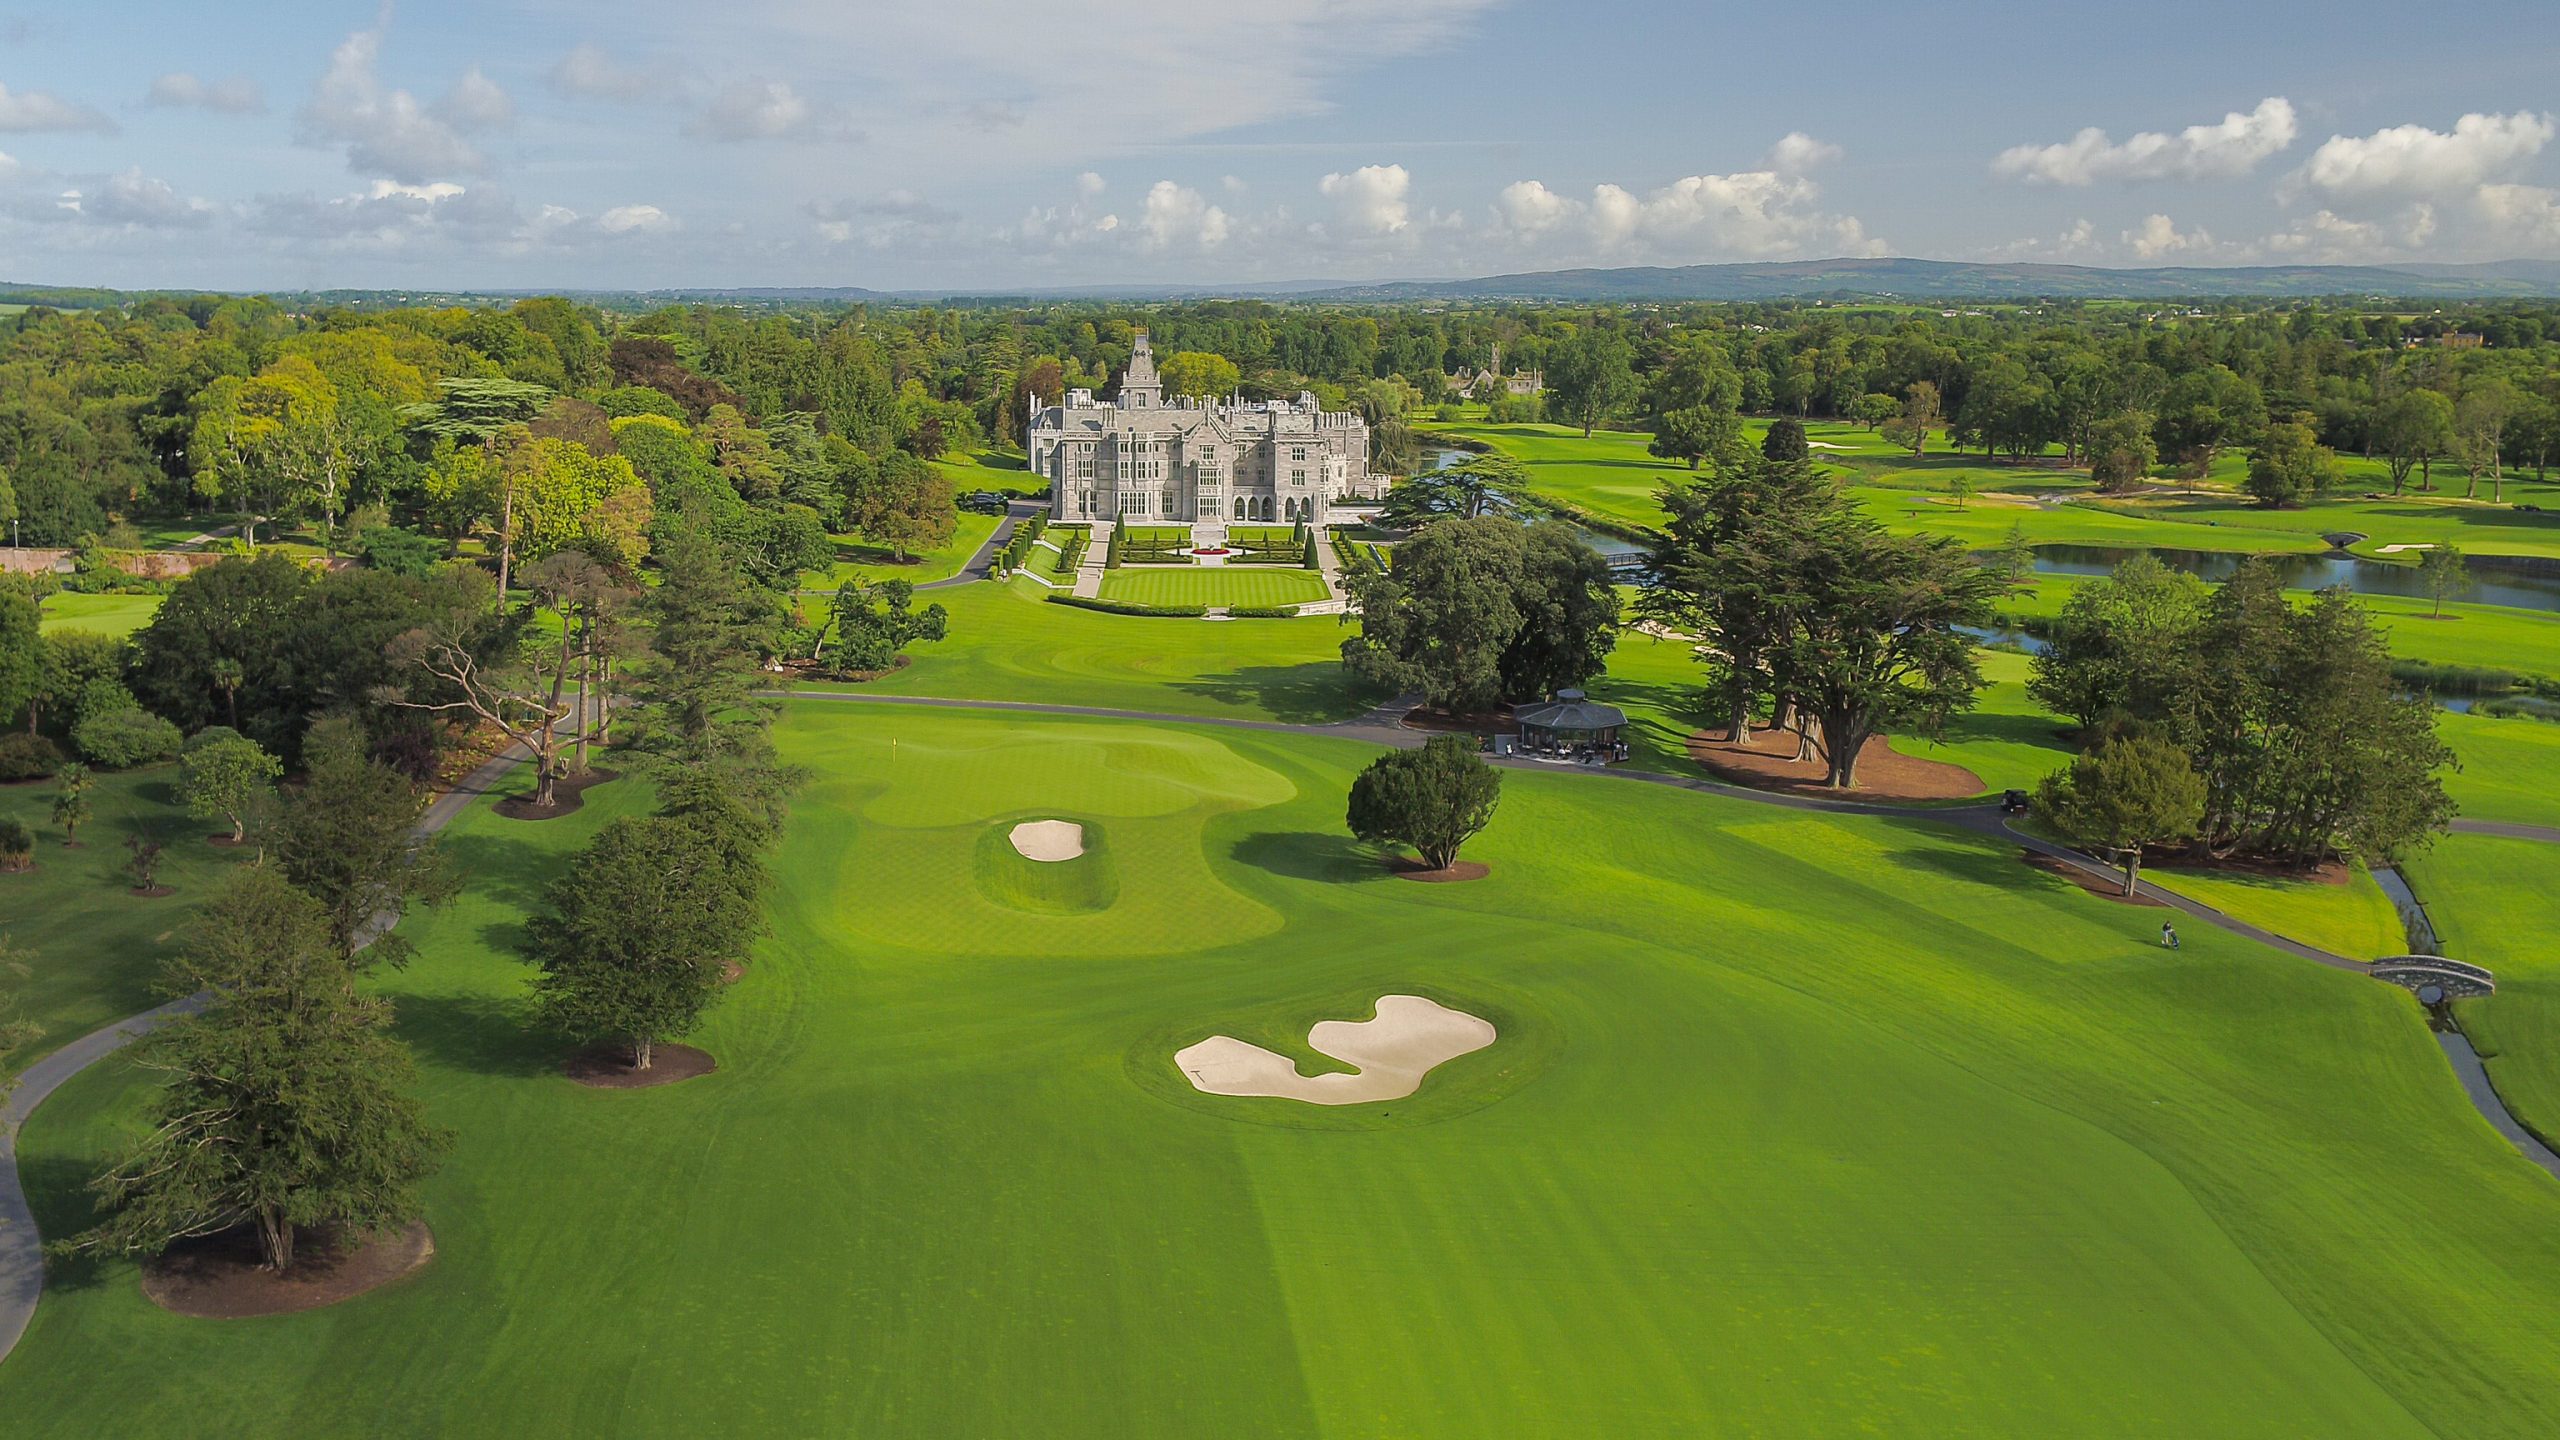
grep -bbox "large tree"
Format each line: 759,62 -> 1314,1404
0,577 -> 35,731
1544,326 -> 1636,438
524,814 -> 757,1071
1343,517 -> 1617,714
2084,411 -> 2158,493
2243,418 -> 2342,508
179,727 -> 282,846
1345,735 -> 1502,871
2037,736 -> 2207,895
846,450 -> 957,562
2375,389 -> 2456,495
824,578 -> 948,676
58,866 -> 449,1272
629,528 -> 781,762
2455,379 -> 2519,501
1158,350 -> 1241,400
270,717 -> 453,967
1640,454 -> 1834,738
1377,452 -> 1537,525
1773,516 -> 2009,788
2027,555 -> 2210,731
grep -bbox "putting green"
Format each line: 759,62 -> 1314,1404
10,705 -> 2560,1436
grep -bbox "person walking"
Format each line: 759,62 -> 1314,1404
2161,920 -> 2180,950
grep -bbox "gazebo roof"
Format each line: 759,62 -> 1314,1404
1515,698 -> 1627,731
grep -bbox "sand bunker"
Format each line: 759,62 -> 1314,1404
1009,820 -> 1086,862
2377,543 -> 2436,554
1805,440 -> 1852,450
1174,994 -> 1496,1105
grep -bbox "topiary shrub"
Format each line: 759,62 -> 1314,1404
74,706 -> 184,769
0,816 -> 32,872
0,732 -> 65,782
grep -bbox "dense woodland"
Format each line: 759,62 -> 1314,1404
5,293 -> 2560,555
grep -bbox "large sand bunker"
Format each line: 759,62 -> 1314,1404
1008,820 -> 1086,862
1174,995 -> 1496,1105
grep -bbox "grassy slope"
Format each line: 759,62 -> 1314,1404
2146,864 -> 2408,962
2437,710 -> 2560,829
0,765 -> 249,1078
806,510 -> 1001,589
35,592 -> 166,638
10,706 -> 2560,1434
1099,567 -> 1330,609
2405,835 -> 2560,1144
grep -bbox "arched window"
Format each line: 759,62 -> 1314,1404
1234,496 -> 1245,520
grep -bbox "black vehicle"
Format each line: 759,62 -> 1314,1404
960,490 -> 1010,514
2000,788 -> 2031,815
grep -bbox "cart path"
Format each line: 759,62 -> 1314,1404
0,739 -> 536,1365
920,499 -> 1047,592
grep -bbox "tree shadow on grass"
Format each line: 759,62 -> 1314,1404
1872,829 -> 2035,896
1170,665 -> 1382,726
19,1152 -> 114,1293
390,991 -> 553,1080
1229,831 -> 1390,885
435,831 -> 558,916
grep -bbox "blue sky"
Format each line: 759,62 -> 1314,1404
0,0 -> 2553,289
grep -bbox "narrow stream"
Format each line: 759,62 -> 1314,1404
2376,864 -> 2560,1178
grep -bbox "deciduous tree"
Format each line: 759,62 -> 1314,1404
524,814 -> 755,1071
1345,735 -> 1502,871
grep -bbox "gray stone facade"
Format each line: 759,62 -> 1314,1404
1028,332 -> 1379,528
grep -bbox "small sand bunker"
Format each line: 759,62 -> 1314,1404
1009,819 -> 1086,862
1174,994 -> 1496,1105
2376,543 -> 2436,554
1805,440 -> 1852,450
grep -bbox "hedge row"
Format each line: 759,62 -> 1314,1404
1229,604 -> 1302,618
997,513 -> 1048,572
1044,593 -> 1209,618
1330,529 -> 1384,574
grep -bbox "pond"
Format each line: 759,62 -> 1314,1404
2028,544 -> 2560,615
1428,448 -> 1647,571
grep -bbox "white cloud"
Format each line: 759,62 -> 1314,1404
2472,184 -> 2560,250
1076,171 -> 1106,198
1318,163 -> 1410,235
549,43 -> 676,103
2124,213 -> 2213,259
0,80 -> 115,134
40,169 -> 216,229
299,24 -> 487,182
144,72 -> 264,115
2298,110 -> 2553,202
688,78 -> 829,141
1502,166 -> 1882,259
1994,97 -> 2296,184
437,67 -> 514,131
809,191 -> 958,247
1137,180 -> 1228,250
1766,132 -> 1842,174
599,203 -> 674,234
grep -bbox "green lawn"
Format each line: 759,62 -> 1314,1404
2146,863 -> 2409,961
0,764 -> 251,1078
800,578 -> 1378,724
11,705 -> 2560,1433
2405,835 -> 2560,1145
2438,710 -> 2560,830
35,592 -> 166,638
1098,567 -> 1330,610
806,510 -> 1001,589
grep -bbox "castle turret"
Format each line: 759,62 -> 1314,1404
1119,330 -> 1163,409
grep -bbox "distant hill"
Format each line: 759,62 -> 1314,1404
1299,257 -> 2560,302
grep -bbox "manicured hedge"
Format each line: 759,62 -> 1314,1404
1043,594 -> 1209,618
1229,605 -> 1302,618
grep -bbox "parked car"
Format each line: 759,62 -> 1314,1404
960,490 -> 1010,514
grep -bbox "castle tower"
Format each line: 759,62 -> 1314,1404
1120,330 -> 1163,409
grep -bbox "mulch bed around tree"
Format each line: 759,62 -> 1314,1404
140,1220 -> 435,1319
205,833 -> 250,848
1399,705 -> 1517,735
779,655 -> 913,684
564,1043 -> 717,1089
1685,725 -> 1984,802
496,766 -> 621,822
2146,845 -> 2353,885
2020,850 -> 2164,906
1386,856 -> 1492,884
129,885 -> 177,898
720,959 -> 746,984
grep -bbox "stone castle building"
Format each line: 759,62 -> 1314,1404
1028,332 -> 1379,528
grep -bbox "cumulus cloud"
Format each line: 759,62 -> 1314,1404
599,204 -> 674,234
299,24 -> 490,182
2260,206 -> 2435,261
2472,184 -> 2560,250
1137,180 -> 1228,250
2298,110 -> 2553,201
40,169 -> 217,228
1495,162 -> 1882,260
436,67 -> 514,131
144,72 -> 265,115
0,80 -> 115,134
1994,97 -> 2296,184
549,43 -> 677,103
2123,213 -> 2213,259
1766,132 -> 1843,174
1318,163 -> 1410,235
688,78 -> 837,141
809,191 -> 959,247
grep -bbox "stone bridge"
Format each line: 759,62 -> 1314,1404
2372,956 -> 2497,1002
